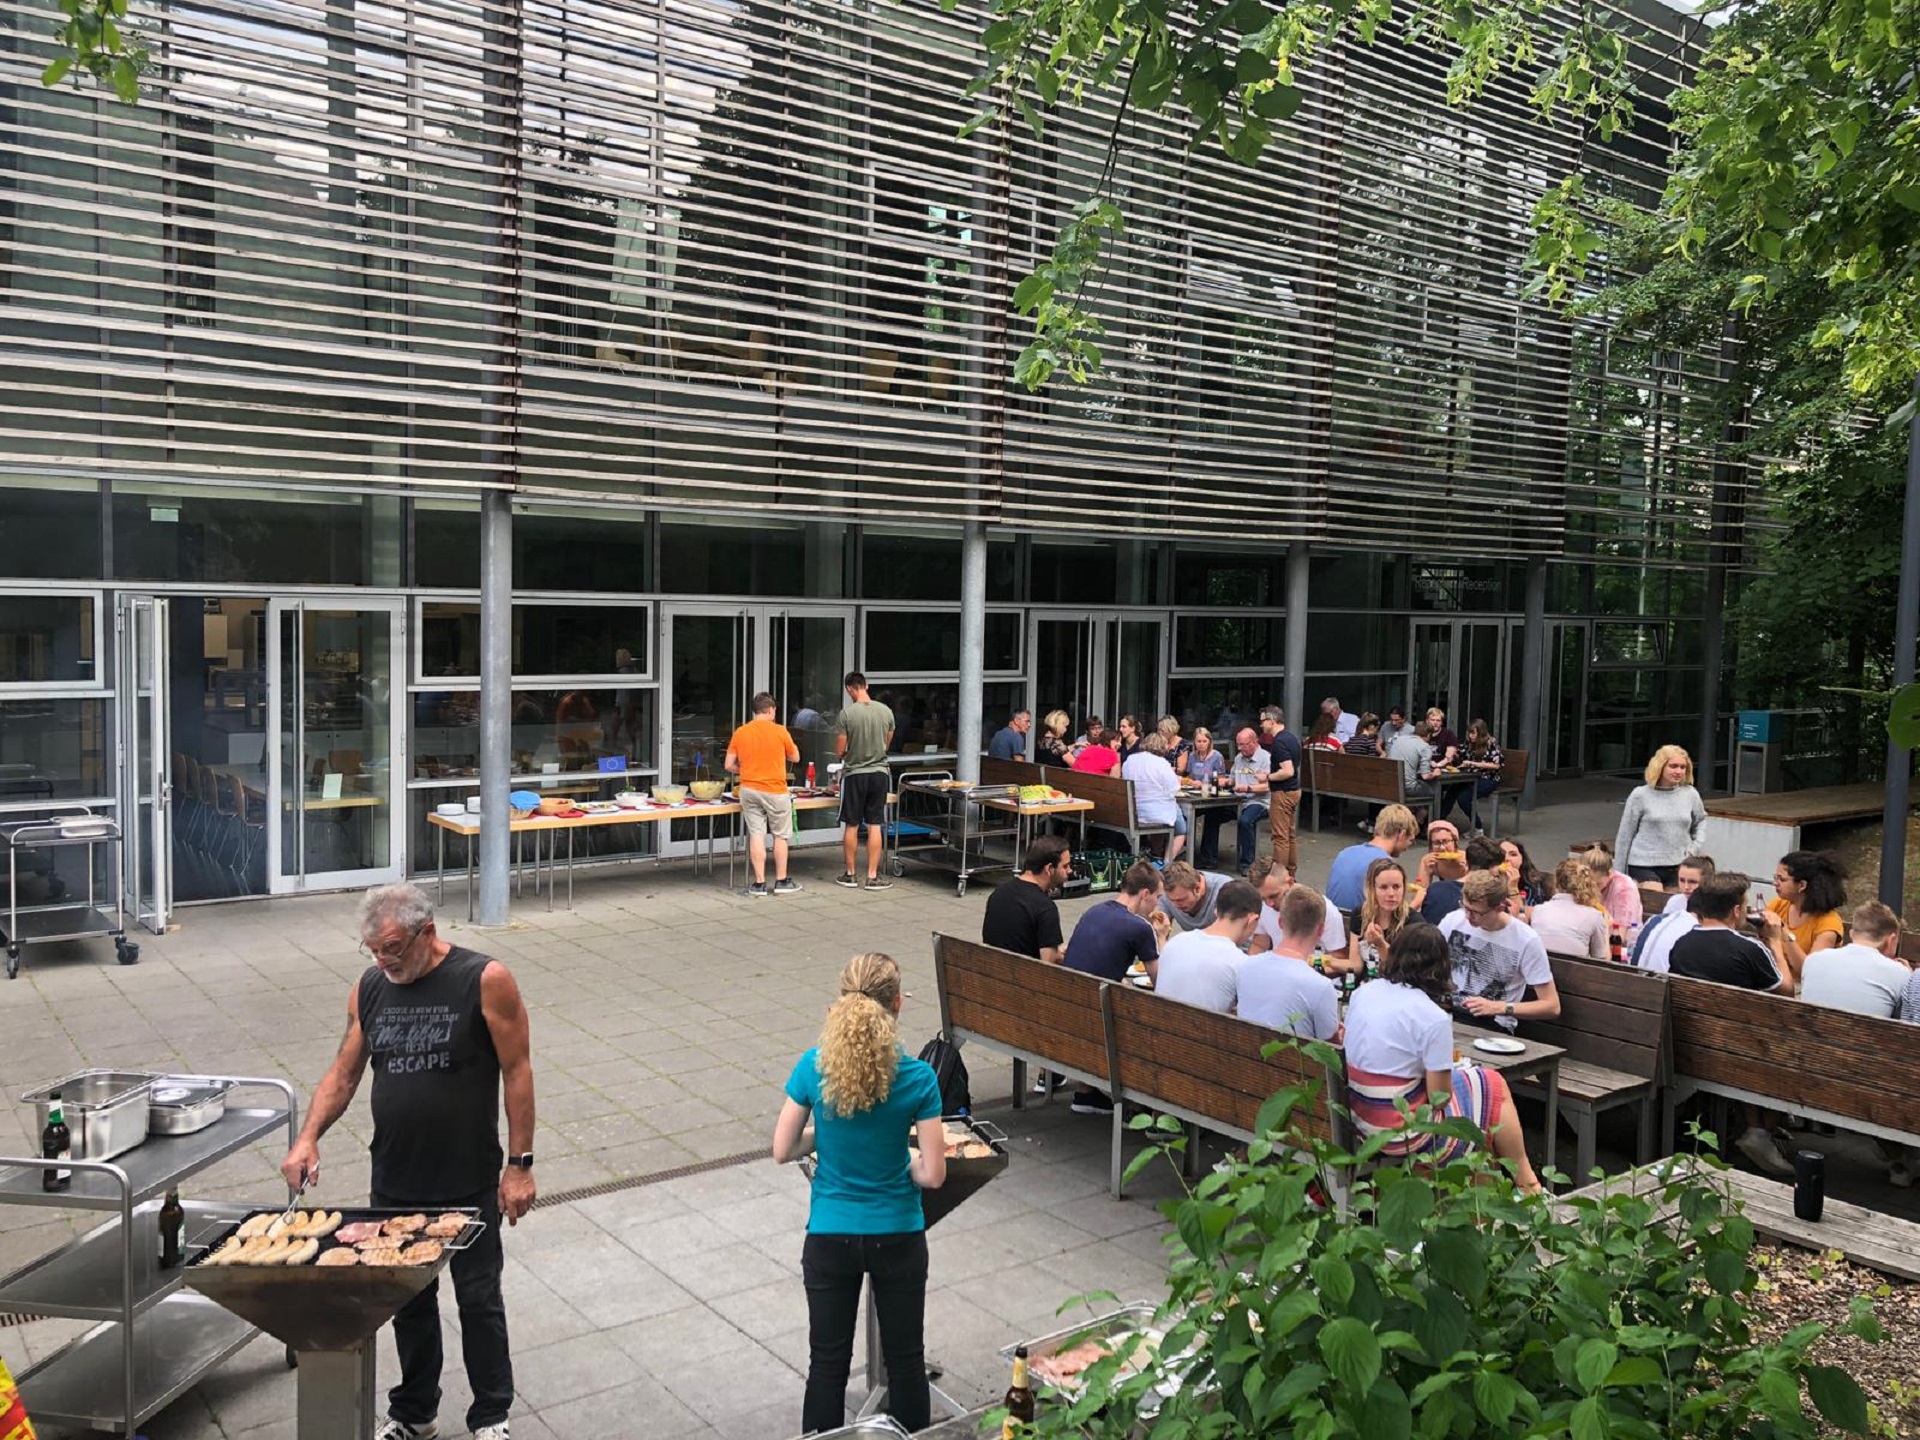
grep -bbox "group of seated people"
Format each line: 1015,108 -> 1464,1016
983,793 -> 1914,1193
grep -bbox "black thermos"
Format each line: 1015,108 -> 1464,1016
1793,1149 -> 1826,1222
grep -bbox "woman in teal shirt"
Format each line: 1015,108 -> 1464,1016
773,953 -> 947,1433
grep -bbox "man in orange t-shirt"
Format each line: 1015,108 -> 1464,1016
726,691 -> 802,896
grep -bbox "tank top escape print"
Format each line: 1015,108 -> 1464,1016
357,946 -> 503,1202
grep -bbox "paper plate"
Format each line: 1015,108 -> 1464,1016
1473,1036 -> 1526,1055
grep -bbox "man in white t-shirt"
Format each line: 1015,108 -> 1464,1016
1238,885 -> 1341,1041
1632,906 -> 1698,974
1439,870 -> 1559,1034
1661,855 -> 1715,917
1155,879 -> 1263,1015
1248,857 -> 1347,956
1802,901 -> 1910,1018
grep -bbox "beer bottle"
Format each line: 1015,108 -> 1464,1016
1004,1344 -> 1036,1427
42,1091 -> 72,1193
159,1189 -> 185,1269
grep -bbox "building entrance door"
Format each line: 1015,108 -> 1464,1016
266,598 -> 404,894
1027,612 -> 1165,750
115,594 -> 171,934
1410,619 -> 1510,739
662,604 -> 851,848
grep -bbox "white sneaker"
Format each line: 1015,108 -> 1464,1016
375,1420 -> 438,1440
1735,1126 -> 1794,1177
1891,1162 -> 1914,1189
471,1425 -> 509,1440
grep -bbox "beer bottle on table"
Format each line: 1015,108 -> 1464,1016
159,1189 -> 185,1269
1004,1344 -> 1036,1428
42,1092 -> 71,1193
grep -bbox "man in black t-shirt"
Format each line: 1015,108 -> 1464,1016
981,836 -> 1070,964
281,884 -> 537,1440
1667,872 -> 1787,990
1667,872 -> 1793,1178
1258,706 -> 1305,880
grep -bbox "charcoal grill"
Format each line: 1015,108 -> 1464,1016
800,1115 -> 1008,1424
182,1206 -> 483,1440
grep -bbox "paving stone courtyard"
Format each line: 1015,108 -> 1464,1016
1,781 -> 1905,1439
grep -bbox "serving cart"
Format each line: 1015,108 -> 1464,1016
0,1073 -> 297,1437
1,806 -> 138,979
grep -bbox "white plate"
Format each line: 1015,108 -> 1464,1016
1472,1036 -> 1526,1055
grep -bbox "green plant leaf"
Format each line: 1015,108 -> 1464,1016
1377,1175 -> 1434,1244
1886,682 -> 1920,750
1266,1360 -> 1328,1411
1473,1370 -> 1524,1426
1806,1364 -> 1870,1434
1703,1246 -> 1746,1295
1425,1230 -> 1487,1304
1311,1255 -> 1355,1309
1603,1356 -> 1664,1388
41,55 -> 73,85
1757,1365 -> 1802,1417
1360,1376 -> 1414,1440
1574,1338 -> 1619,1393
1412,1286 -> 1469,1363
1319,1316 -> 1382,1397
1571,1393 -> 1608,1440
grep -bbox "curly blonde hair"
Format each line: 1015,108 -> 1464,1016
1552,857 -> 1601,907
816,953 -> 903,1117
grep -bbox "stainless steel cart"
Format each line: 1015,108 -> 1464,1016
894,775 -> 1021,897
1,806 -> 138,979
0,1075 -> 298,1438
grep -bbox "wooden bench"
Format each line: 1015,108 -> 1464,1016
1666,973 -> 1920,1154
1304,750 -> 1413,832
1105,981 -> 1352,1204
1515,954 -> 1669,1180
977,756 -> 1036,790
1045,767 -> 1174,856
1482,748 -> 1529,837
933,934 -> 1114,1108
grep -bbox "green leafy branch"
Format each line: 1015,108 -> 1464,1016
41,0 -> 148,102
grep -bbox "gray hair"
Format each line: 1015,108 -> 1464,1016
359,882 -> 435,940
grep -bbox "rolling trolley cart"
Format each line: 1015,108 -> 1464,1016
1,806 -> 138,979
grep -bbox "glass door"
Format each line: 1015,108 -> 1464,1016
1030,614 -> 1096,753
115,594 -> 170,934
1410,622 -> 1452,719
662,604 -> 851,848
267,599 -> 403,894
1543,620 -> 1590,775
1107,618 -> 1165,729
1410,619 -> 1510,736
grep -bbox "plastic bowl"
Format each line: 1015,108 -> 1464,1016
689,780 -> 726,801
651,784 -> 689,804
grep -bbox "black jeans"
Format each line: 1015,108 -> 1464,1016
374,1187 -> 513,1432
1628,863 -> 1679,885
801,1231 -> 930,1434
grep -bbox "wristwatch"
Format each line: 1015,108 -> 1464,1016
507,1153 -> 535,1170
1504,1003 -> 1516,1018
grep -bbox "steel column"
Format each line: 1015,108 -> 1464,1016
957,521 -> 987,785
1283,541 -> 1309,731
477,490 -> 513,926
1518,556 -> 1546,808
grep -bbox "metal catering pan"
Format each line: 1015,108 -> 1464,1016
149,1075 -> 233,1135
21,1069 -> 156,1162
803,1419 -> 912,1439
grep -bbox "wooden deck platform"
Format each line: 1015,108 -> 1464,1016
1704,783 -> 1890,827
1560,1161 -> 1920,1282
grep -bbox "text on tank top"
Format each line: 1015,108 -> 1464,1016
357,946 -> 503,1201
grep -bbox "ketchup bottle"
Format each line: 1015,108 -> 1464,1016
806,762 -> 816,790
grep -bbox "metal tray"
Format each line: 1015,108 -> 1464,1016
802,1419 -> 912,1439
148,1077 -> 233,1136
1004,1302 -> 1164,1396
21,1069 -> 156,1162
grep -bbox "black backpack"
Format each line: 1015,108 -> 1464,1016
917,1035 -> 971,1116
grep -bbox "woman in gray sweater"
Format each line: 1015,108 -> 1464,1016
1614,745 -> 1708,884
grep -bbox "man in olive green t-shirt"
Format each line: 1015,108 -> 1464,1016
834,671 -> 896,889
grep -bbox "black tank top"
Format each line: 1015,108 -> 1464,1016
357,946 -> 502,1202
